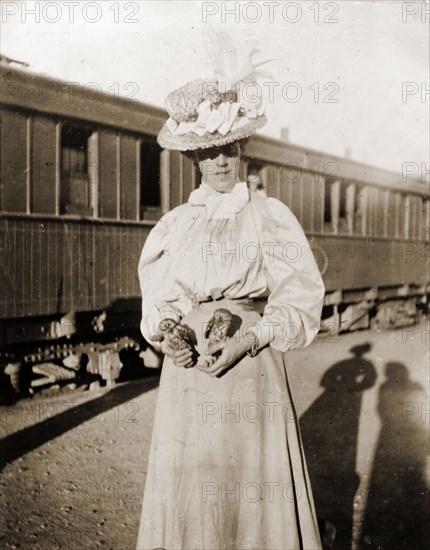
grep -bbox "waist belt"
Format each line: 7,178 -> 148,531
175,280 -> 254,311
193,296 -> 255,313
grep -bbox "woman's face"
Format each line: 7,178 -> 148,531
197,142 -> 241,192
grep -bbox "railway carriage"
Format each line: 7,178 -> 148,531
1,66 -> 429,390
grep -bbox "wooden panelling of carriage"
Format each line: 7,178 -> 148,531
1,66 -> 429,375
244,138 -> 429,330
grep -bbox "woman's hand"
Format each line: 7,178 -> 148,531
161,339 -> 195,368
150,335 -> 195,369
196,333 -> 254,377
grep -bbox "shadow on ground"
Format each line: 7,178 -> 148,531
300,343 -> 376,549
0,372 -> 160,472
300,343 -> 429,550
359,362 -> 429,549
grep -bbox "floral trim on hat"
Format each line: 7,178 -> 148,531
165,80 -> 265,138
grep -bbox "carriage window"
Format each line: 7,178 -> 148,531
324,180 -> 355,234
140,138 -> 161,219
324,180 -> 335,228
339,183 -> 347,220
423,198 -> 430,241
193,163 -> 201,189
246,162 -> 266,193
354,186 -> 366,235
324,180 -> 356,234
403,195 -> 410,239
385,190 -> 397,237
345,183 -> 356,234
61,123 -> 95,216
324,180 -> 339,233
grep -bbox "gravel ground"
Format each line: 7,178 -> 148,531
0,321 -> 428,550
0,375 -> 160,550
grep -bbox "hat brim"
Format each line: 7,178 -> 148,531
157,114 -> 267,151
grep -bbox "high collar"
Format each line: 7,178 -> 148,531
188,180 -> 249,220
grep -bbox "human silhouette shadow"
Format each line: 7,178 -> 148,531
359,362 -> 429,549
0,374 -> 160,472
300,343 -> 377,549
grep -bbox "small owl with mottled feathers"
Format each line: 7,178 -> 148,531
152,318 -> 193,352
204,308 -> 234,356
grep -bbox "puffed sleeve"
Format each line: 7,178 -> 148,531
248,196 -> 325,352
137,207 -> 191,348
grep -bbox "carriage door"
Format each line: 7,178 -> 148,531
61,123 -> 96,216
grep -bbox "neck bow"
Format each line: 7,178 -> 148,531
188,180 -> 249,220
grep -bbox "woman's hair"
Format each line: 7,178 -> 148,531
182,137 -> 249,165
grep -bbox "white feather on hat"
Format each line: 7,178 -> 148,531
203,28 -> 274,91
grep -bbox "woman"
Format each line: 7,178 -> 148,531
137,33 -> 325,550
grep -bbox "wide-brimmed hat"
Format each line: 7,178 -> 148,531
157,30 -> 272,152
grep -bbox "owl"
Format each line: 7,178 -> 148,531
152,318 -> 193,353
204,308 -> 234,356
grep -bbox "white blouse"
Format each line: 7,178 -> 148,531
138,181 -> 325,352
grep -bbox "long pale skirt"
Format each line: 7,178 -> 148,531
137,299 -> 322,550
